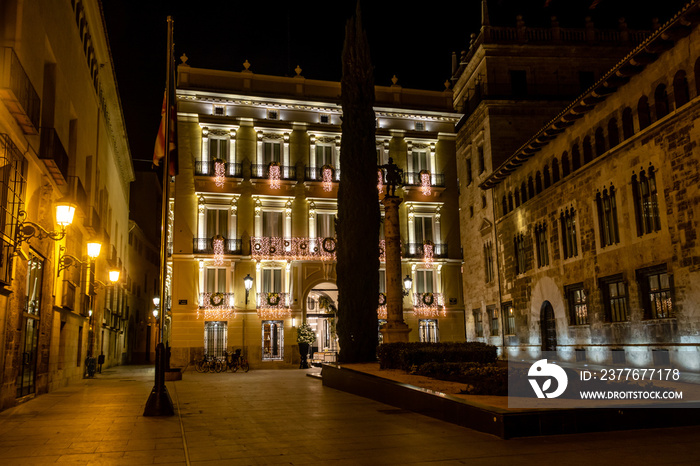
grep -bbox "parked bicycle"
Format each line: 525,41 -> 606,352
224,349 -> 250,373
195,354 -> 224,373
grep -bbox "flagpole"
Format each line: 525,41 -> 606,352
144,15 -> 175,417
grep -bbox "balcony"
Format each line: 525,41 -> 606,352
61,280 -> 77,311
305,166 -> 341,182
251,237 -> 336,261
39,127 -> 69,186
197,292 -> 236,319
193,237 -> 242,255
404,242 -> 448,260
403,171 -> 445,188
195,160 -> 242,177
251,164 -> 296,180
84,207 -> 101,237
0,48 -> 40,134
67,176 -> 89,217
256,292 -> 291,319
412,292 -> 446,318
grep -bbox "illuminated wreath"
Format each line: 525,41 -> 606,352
322,237 -> 337,253
284,240 -> 290,247
378,247 -> 384,256
300,242 -> 307,250
210,292 -> 225,307
378,293 -> 387,306
321,164 -> 335,175
266,292 -> 281,306
254,243 -> 262,251
313,246 -> 319,253
268,161 -> 280,168
422,292 -> 434,306
269,246 -> 277,254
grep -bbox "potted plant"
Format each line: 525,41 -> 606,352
297,322 -> 316,369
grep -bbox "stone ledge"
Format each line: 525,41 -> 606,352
321,364 -> 700,439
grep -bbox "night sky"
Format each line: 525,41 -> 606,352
102,0 -> 687,170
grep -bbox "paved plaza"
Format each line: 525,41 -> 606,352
0,365 -> 698,465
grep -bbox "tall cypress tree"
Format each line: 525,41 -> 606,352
336,2 -> 379,363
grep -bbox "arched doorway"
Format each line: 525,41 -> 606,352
305,282 -> 339,360
540,301 -> 557,352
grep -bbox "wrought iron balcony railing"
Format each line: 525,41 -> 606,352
403,172 -> 445,187
404,243 -> 448,259
198,292 -> 235,309
305,166 -> 341,182
195,160 -> 242,177
251,164 -> 296,180
39,127 -> 69,185
256,292 -> 292,319
412,292 -> 446,318
0,47 -> 40,134
193,237 -> 242,254
251,237 -> 336,261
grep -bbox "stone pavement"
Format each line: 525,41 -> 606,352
0,365 -> 699,465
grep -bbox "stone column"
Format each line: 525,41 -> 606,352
380,196 -> 410,343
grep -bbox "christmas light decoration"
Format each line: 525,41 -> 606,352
377,169 -> 384,194
322,165 -> 333,192
412,292 -> 446,318
197,292 -> 236,320
256,292 -> 292,319
420,170 -> 431,196
269,162 -> 281,189
423,241 -> 434,267
213,235 -> 224,266
214,159 -> 225,188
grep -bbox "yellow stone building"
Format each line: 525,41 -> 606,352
169,59 -> 463,368
0,0 -> 133,409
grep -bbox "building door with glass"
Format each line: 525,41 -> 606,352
262,321 -> 283,360
204,321 -> 227,357
17,252 -> 43,398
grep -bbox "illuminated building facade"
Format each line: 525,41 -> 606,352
169,60 -> 463,367
0,0 -> 134,409
455,1 -> 700,370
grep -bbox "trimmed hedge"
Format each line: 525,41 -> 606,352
377,342 -> 497,371
412,362 -> 515,396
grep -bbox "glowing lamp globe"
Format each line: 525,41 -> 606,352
109,269 -> 120,283
403,274 -> 413,291
244,274 -> 253,291
153,296 -> 160,307
86,241 -> 102,259
55,203 -> 76,227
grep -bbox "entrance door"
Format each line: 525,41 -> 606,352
17,252 -> 43,398
540,301 -> 557,352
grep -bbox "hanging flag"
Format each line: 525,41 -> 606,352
153,57 -> 178,176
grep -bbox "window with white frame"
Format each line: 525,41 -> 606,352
316,145 -> 334,167
410,149 -> 429,173
261,268 -> 282,294
208,138 -> 228,161
205,268 -> 227,293
206,208 -> 229,238
419,319 -> 439,342
415,269 -> 434,293
262,320 -> 283,360
413,215 -> 434,243
262,211 -> 283,238
316,212 -> 336,238
263,141 -> 281,164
